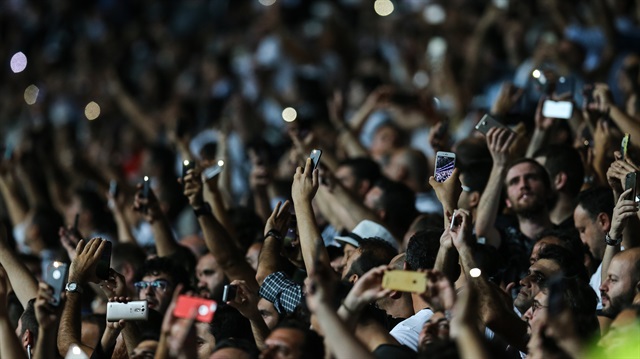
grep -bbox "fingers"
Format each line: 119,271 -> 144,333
278,200 -> 291,217
303,158 -> 312,177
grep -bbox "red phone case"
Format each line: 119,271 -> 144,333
174,296 -> 218,323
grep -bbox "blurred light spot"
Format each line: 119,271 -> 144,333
413,71 -> 430,88
532,69 -> 541,79
374,0 -> 394,16
72,346 -> 82,355
493,0 -> 509,9
183,160 -> 190,166
423,4 -> 446,25
259,0 -> 277,6
282,107 -> 297,122
217,160 -> 225,166
559,76 -> 566,83
470,268 -> 482,278
10,52 -> 27,73
24,85 -> 39,105
432,97 -> 441,110
427,37 -> 447,59
144,176 -> 149,182
85,101 -> 100,120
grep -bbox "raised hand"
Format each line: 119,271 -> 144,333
486,127 -> 516,167
344,265 -> 391,310
68,238 -> 107,284
264,201 -> 291,238
429,168 -> 462,217
225,280 -> 260,319
59,226 -> 81,261
450,209 -> 473,250
133,182 -> 163,223
181,169 -> 204,209
99,269 -> 127,298
419,270 -> 456,313
292,158 -> 319,204
491,82 -> 524,116
609,188 -> 637,240
34,282 -> 64,329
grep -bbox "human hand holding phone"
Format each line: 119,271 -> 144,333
449,209 -> 473,250
34,281 -> 65,330
224,280 -> 261,320
291,158 -> 319,205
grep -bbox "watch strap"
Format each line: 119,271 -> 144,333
265,229 -> 283,242
193,203 -> 212,217
605,233 -> 622,246
65,282 -> 83,294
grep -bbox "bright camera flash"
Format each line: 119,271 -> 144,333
217,160 -> 225,166
144,176 -> 149,182
282,107 -> 297,122
469,268 -> 482,278
85,101 -> 100,121
259,0 -> 277,6
532,69 -> 541,79
183,160 -> 190,166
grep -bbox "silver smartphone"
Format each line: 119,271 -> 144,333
106,301 -> 149,322
475,114 -> 511,135
202,161 -> 224,182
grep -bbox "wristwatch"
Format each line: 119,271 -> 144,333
193,203 -> 212,217
605,232 -> 623,246
65,282 -> 83,294
265,229 -> 283,242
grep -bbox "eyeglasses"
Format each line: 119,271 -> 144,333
531,301 -> 548,312
134,280 -> 171,292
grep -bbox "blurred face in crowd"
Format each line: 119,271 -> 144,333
258,298 -> 280,329
515,258 -> 560,314
600,252 -> 640,317
418,312 -> 450,352
196,322 -> 216,359
523,289 -> 548,335
335,165 -> 369,199
137,272 -> 174,313
364,186 -> 384,218
210,347 -> 252,359
246,242 -> 262,271
370,125 -> 399,159
260,328 -> 305,359
197,253 -> 225,299
341,245 -> 362,282
339,243 -> 358,276
573,204 -> 608,261
383,150 -> 405,182
130,340 -> 158,359
505,162 -> 549,216
529,236 -> 561,265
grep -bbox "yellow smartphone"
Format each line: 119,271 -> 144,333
621,133 -> 630,160
382,270 -> 427,293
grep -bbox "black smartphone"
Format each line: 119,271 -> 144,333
73,213 -> 80,234
283,215 -> 297,248
45,262 -> 68,307
140,176 -> 150,213
109,180 -> 119,198
310,149 -> 322,170
547,275 -> 565,317
625,172 -> 638,205
222,285 -> 237,302
96,240 -> 112,281
182,160 -> 196,181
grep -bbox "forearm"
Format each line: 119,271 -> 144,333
113,91 -> 157,143
293,201 -> 330,274
315,191 -> 346,231
198,214 -> 259,291
610,106 -> 640,141
248,314 -> 270,350
316,304 -> 374,359
154,333 -> 170,359
0,178 -> 28,225
208,188 -> 242,250
256,237 -> 281,285
151,215 -> 180,257
525,129 -> 548,158
474,166 -> 506,248
252,188 -> 272,223
0,249 -> 38,307
330,185 -> 380,230
100,328 -> 121,352
35,328 -> 58,359
337,131 -> 369,159
455,326 -> 491,359
113,211 -> 137,244
0,317 -> 28,359
57,293 -> 92,356
122,324 -> 142,354
434,245 -> 460,284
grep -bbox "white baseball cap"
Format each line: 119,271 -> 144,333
334,220 -> 398,251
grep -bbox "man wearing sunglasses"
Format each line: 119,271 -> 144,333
134,257 -> 189,314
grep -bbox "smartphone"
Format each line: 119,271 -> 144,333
546,275 -> 565,317
107,300 -> 149,322
475,114 -> 511,135
182,160 -> 196,180
625,172 -> 638,204
542,100 -> 573,119
621,133 -> 630,161
109,180 -> 119,198
202,161 -> 224,182
434,151 -> 456,183
382,270 -> 427,293
310,149 -> 322,170
140,176 -> 150,213
45,261 -> 68,306
283,215 -> 297,248
435,120 -> 449,139
174,295 -> 218,323
449,210 -> 460,230
222,285 -> 237,302
95,240 -> 112,281
72,213 -> 79,234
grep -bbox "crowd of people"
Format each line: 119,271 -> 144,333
1,0 -> 640,358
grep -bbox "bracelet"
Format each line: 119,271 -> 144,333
265,229 -> 283,242
341,301 -> 357,314
193,203 -> 212,217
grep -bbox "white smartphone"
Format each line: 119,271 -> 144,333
434,151 -> 456,183
106,301 -> 149,322
201,161 -> 224,182
542,100 -> 573,119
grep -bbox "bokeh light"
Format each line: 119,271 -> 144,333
85,101 -> 101,120
423,4 -> 446,25
217,160 -> 225,166
532,69 -> 541,79
470,268 -> 482,278
374,0 -> 394,17
259,0 -> 277,6
282,107 -> 297,122
10,52 -> 27,73
24,85 -> 39,105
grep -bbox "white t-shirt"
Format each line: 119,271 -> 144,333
590,263 -> 603,310
389,308 -> 434,351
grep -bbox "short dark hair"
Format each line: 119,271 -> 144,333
537,244 -> 588,282
373,178 -> 418,236
459,162 -> 492,193
406,228 -> 442,270
505,158 -> 552,192
74,187 -> 116,236
338,157 -> 382,185
576,187 -> 614,220
111,243 -> 146,274
135,257 -> 190,288
536,228 -> 586,263
345,238 -> 397,279
30,206 -> 64,249
18,299 -> 38,339
534,145 -> 585,197
543,276 -> 599,342
275,319 -> 325,359
213,338 -> 259,359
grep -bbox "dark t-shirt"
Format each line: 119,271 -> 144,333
373,344 -> 417,359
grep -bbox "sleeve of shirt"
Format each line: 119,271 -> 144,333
258,271 -> 303,314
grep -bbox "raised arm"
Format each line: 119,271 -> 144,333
328,91 -> 369,158
183,170 -> 259,292
0,225 -> 38,307
0,266 -> 29,359
58,238 -> 107,357
475,127 -> 516,248
133,184 -> 180,257
256,201 -> 291,285
33,282 -> 64,359
526,97 -> 557,158
0,162 -> 28,226
291,158 -> 331,275
226,280 -> 271,350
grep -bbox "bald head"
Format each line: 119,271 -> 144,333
600,248 -> 640,317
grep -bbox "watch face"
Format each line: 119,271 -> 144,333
67,283 -> 77,291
